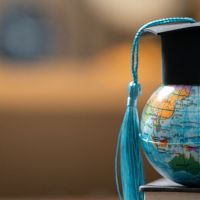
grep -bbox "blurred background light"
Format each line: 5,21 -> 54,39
0,6 -> 53,60
83,0 -> 190,32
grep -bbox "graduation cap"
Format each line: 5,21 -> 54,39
115,18 -> 199,200
145,22 -> 200,85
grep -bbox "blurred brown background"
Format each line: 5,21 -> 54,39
0,0 -> 199,199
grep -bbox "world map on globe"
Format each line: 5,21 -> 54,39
140,85 -> 200,185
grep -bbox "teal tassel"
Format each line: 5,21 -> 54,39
115,17 -> 196,200
118,82 -> 144,200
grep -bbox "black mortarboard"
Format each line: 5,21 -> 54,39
145,22 -> 200,85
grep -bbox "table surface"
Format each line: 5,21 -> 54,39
0,197 -> 116,200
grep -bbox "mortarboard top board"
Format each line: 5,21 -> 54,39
145,22 -> 200,35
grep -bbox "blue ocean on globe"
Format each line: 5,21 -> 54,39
140,85 -> 200,185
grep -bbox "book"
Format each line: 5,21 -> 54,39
139,178 -> 200,200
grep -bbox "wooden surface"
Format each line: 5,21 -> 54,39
0,40 -> 161,196
0,197 -> 116,200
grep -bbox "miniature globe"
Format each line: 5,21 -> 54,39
140,85 -> 200,185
